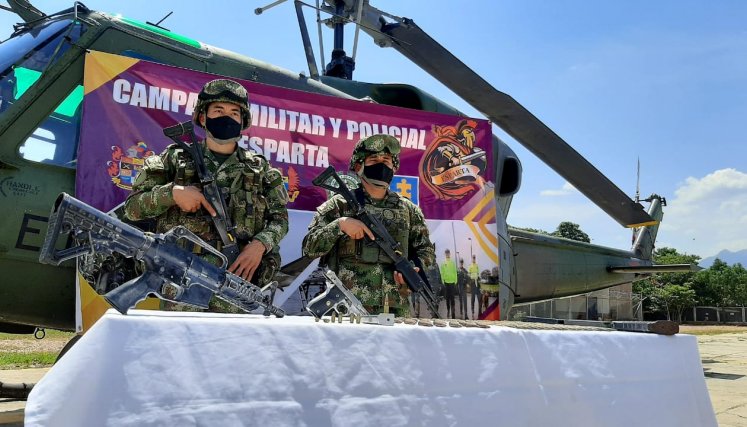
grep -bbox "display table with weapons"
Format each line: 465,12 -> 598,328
24,309 -> 715,426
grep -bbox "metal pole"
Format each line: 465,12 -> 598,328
332,1 -> 344,50
450,222 -> 458,263
351,0 -> 363,61
585,294 -> 589,320
315,0 -> 325,74
294,0 -> 320,79
550,299 -> 554,318
255,0 -> 289,15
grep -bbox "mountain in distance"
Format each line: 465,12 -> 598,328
699,249 -> 747,268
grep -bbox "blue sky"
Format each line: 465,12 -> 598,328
3,0 -> 746,259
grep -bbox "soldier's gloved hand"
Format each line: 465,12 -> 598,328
173,185 -> 217,215
229,240 -> 266,281
394,267 -> 419,298
338,217 -> 375,240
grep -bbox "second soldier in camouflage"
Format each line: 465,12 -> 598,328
302,134 -> 436,316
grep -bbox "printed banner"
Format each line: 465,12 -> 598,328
77,51 -> 500,320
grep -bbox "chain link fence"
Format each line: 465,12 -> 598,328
508,286 -> 642,321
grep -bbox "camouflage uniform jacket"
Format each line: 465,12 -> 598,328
123,142 -> 289,285
302,187 -> 436,315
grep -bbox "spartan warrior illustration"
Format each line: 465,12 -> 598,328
419,119 -> 487,200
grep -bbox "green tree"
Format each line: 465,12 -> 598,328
706,260 -> 747,306
730,263 -> 747,306
655,285 -> 696,322
650,247 -> 700,288
690,269 -> 720,306
552,221 -> 590,243
688,259 -> 747,308
633,247 -> 701,319
633,277 -> 663,317
511,226 -> 551,235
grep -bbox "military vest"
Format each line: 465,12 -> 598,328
159,144 -> 278,246
331,189 -> 411,266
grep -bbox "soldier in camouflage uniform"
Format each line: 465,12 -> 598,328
302,134 -> 436,316
124,79 -> 288,291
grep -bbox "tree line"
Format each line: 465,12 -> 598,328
514,221 -> 591,243
633,247 -> 747,322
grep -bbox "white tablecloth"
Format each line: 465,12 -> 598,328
26,310 -> 715,426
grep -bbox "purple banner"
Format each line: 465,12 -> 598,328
78,51 -> 494,221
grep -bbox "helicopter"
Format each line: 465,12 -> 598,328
0,0 -> 695,336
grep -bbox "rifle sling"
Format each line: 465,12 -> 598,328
175,135 -> 236,250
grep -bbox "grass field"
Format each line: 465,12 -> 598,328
0,330 -> 76,370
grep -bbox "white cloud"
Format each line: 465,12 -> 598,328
658,168 -> 747,257
507,168 -> 747,259
540,182 -> 578,197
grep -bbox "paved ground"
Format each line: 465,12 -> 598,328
694,331 -> 747,426
1,330 -> 746,426
0,368 -> 47,426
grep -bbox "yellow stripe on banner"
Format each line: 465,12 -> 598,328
463,191 -> 492,223
464,193 -> 500,265
78,273 -> 161,333
466,220 -> 499,266
83,51 -> 140,95
478,209 -> 498,246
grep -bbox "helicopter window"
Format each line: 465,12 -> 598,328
17,83 -> 83,168
0,19 -> 86,168
0,19 -> 85,118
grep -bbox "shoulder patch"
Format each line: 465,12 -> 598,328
144,154 -> 166,170
316,195 -> 347,217
239,147 -> 267,166
265,168 -> 283,188
316,199 -> 337,216
400,195 -> 418,210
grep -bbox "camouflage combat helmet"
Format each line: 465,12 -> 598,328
192,79 -> 251,129
349,134 -> 401,171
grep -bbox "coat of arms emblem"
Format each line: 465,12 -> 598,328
107,142 -> 154,190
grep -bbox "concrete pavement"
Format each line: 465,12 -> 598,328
697,332 -> 747,426
0,368 -> 48,426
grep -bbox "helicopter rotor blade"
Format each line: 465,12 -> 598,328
357,4 -> 655,228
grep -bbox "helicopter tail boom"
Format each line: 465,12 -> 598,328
631,194 -> 665,260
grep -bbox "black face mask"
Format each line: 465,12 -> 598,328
360,162 -> 394,188
205,115 -> 242,145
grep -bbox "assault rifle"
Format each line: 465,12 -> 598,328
312,166 -> 441,318
39,193 -> 284,317
163,121 -> 240,264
